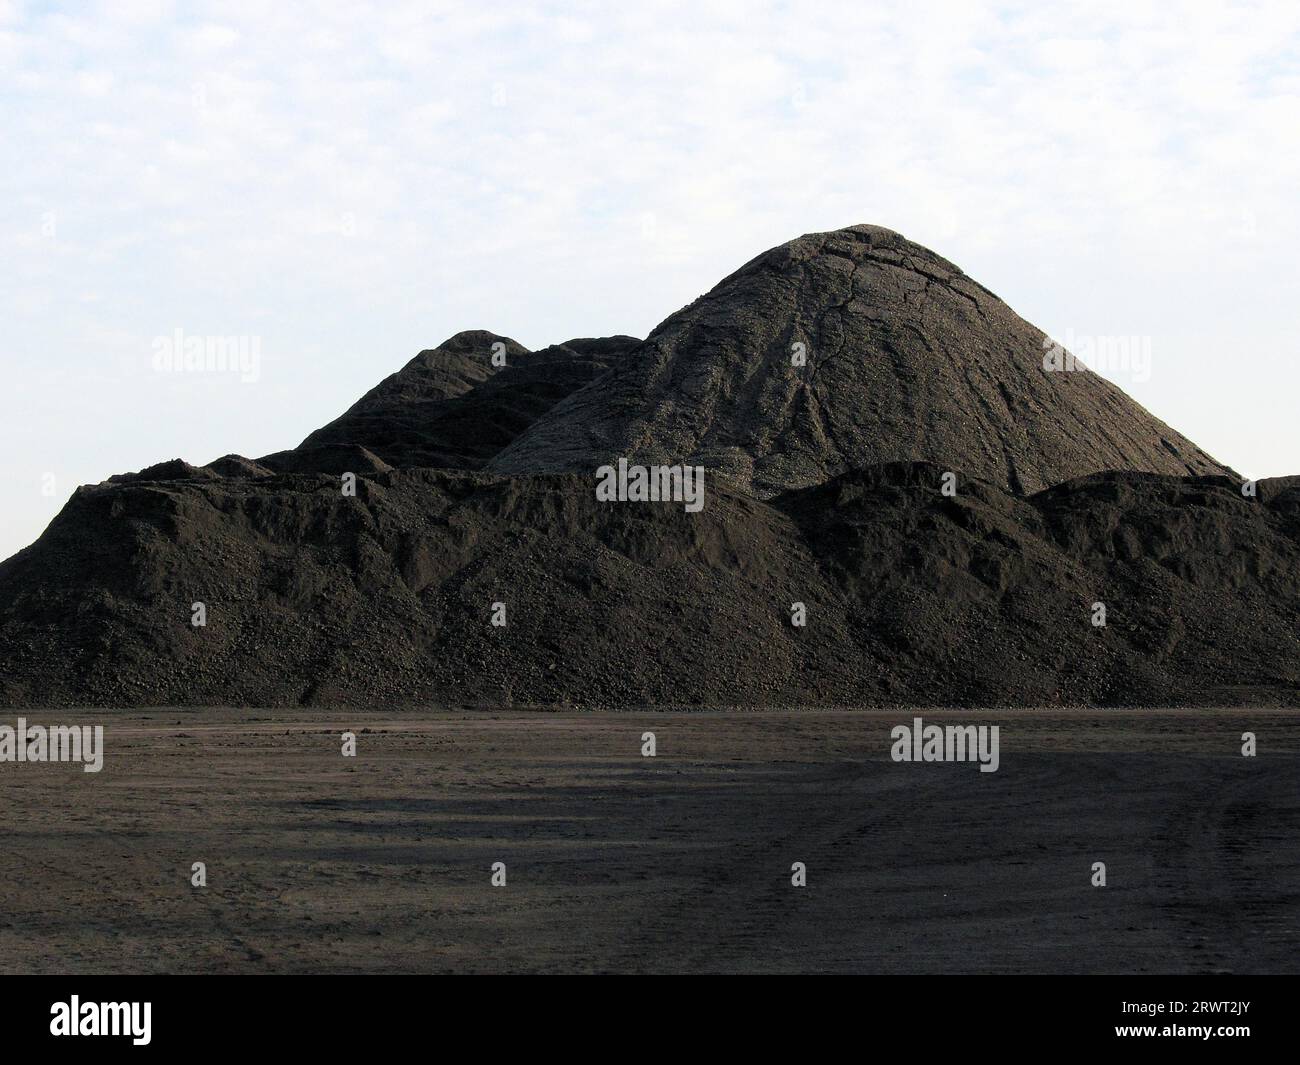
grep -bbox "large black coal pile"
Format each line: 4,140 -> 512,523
1,226 -> 1294,707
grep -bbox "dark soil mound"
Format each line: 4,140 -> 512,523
0,463 -> 1296,707
0,224 -> 1290,708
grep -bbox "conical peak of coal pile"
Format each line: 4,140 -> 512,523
489,224 -> 1231,496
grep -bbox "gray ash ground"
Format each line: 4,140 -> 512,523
2,710 -> 1296,975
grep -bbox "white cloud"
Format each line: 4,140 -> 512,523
185,22 -> 239,49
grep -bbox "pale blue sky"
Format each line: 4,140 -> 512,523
3,0 -> 1298,561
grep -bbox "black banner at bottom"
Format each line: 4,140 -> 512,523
2,975 -> 1285,1053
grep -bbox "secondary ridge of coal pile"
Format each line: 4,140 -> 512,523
293,330 -> 640,471
1,224 -> 1294,708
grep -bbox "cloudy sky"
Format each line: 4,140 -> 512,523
2,0 -> 1298,561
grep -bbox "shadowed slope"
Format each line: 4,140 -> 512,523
0,464 -> 1295,707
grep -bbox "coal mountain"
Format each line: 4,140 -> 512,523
2,225 -> 1296,708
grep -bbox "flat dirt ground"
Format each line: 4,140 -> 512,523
2,709 -> 1297,974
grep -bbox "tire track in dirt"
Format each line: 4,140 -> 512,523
1152,757 -> 1300,973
